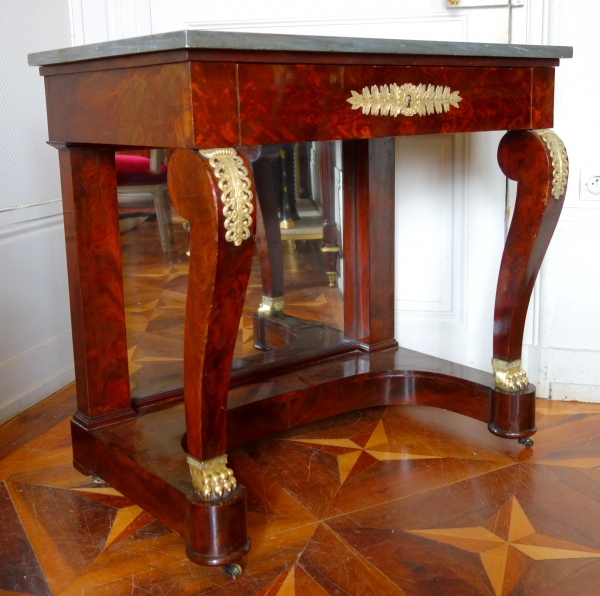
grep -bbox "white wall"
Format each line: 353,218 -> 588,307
3,0 -> 598,420
513,0 -> 600,401
0,0 -> 73,424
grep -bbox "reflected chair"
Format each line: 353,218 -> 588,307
116,149 -> 174,252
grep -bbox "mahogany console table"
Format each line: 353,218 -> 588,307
29,31 -> 572,577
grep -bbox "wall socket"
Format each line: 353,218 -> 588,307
580,168 -> 600,201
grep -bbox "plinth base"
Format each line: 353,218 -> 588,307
70,344 -> 537,567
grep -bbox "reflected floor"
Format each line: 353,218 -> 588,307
120,211 -> 344,398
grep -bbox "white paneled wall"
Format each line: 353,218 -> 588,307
0,0 -> 73,423
395,136 -> 463,322
2,0 -> 599,424
515,0 -> 600,401
395,132 -> 506,371
0,205 -> 73,423
70,0 -> 152,46
0,0 -> 69,210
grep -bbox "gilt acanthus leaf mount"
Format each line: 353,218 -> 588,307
347,83 -> 462,118
199,148 -> 254,246
533,129 -> 569,200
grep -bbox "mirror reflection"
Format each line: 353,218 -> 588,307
119,142 -> 344,400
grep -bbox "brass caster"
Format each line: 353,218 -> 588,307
223,563 -> 242,579
92,474 -> 104,484
519,437 -> 534,448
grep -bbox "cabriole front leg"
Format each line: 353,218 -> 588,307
489,129 -> 568,441
168,147 -> 256,566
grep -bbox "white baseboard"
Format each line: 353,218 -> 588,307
0,205 -> 74,425
523,344 -> 600,402
0,363 -> 74,426
549,383 -> 600,403
0,331 -> 74,425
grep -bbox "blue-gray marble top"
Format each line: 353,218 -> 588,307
28,30 -> 572,67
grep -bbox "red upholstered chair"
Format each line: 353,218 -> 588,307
116,150 -> 174,252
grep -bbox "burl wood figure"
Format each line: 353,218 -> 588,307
29,31 -> 571,577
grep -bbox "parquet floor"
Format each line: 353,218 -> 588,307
3,387 -> 600,595
3,218 -> 600,594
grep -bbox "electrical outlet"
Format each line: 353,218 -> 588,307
580,169 -> 600,201
587,177 -> 600,195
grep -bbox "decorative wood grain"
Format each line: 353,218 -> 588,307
46,62 -> 239,149
43,61 -> 555,149
238,65 -> 536,145
167,148 -> 256,462
531,67 -> 555,130
494,130 -> 567,363
190,62 -> 239,148
5,383 -> 600,594
342,138 -> 397,349
489,385 -> 537,439
34,40 -> 569,575
58,147 -> 134,428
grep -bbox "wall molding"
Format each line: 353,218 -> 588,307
0,198 -> 62,223
0,207 -> 72,425
186,13 -> 468,34
0,212 -> 64,246
395,133 -> 469,328
0,329 -> 70,372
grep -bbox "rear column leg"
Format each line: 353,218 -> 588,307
489,129 -> 568,444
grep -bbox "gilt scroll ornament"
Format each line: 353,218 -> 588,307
532,129 -> 569,200
347,83 -> 462,118
491,358 -> 529,392
187,454 -> 237,500
198,148 -> 254,246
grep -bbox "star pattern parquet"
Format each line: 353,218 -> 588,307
3,387 -> 600,595
5,218 -> 600,594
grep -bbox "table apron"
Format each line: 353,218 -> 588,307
44,61 -> 554,148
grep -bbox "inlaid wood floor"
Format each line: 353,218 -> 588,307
3,386 -> 600,595
4,217 -> 600,594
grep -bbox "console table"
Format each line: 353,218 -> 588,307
29,31 -> 572,577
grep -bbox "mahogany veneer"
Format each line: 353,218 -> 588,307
30,31 -> 571,572
44,62 -> 553,149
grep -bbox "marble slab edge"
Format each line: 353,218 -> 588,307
28,29 -> 573,66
